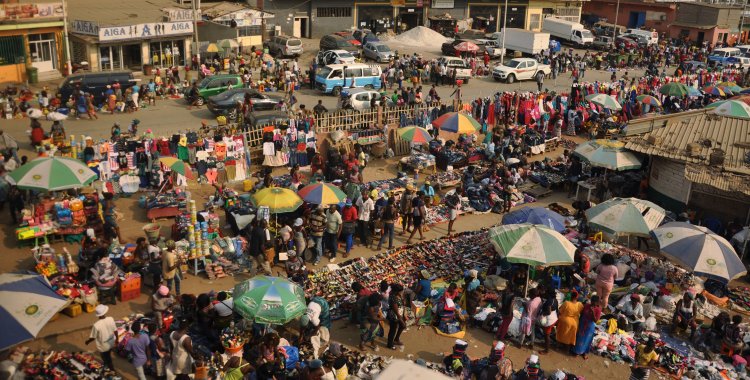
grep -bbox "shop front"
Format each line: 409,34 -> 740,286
397,5 -> 424,31
356,4 -> 395,33
467,4 -> 499,32
70,20 -> 193,72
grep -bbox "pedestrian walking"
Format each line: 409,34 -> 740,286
85,305 -> 118,371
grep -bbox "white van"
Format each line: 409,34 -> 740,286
625,29 -> 658,46
736,45 -> 750,55
315,63 -> 383,96
709,47 -> 741,64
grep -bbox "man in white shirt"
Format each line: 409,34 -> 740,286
85,305 -> 118,370
356,191 -> 375,247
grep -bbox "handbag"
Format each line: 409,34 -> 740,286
342,221 -> 356,235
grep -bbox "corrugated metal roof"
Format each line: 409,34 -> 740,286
67,0 -> 189,27
624,110 -> 750,175
685,164 -> 750,196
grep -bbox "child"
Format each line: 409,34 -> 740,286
38,90 -> 49,110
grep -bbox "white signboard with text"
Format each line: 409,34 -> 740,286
98,21 -> 193,42
71,20 -> 98,35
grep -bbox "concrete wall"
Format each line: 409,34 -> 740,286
312,0 -> 353,37
583,1 -> 676,35
199,21 -> 238,42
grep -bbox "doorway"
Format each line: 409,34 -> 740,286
28,33 -> 57,72
293,17 -> 308,38
697,32 -> 705,45
398,9 -> 423,31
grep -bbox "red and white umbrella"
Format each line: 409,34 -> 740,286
454,41 -> 479,52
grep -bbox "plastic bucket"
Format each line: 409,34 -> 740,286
143,223 -> 161,240
224,345 -> 243,355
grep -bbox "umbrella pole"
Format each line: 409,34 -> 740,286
525,264 -> 530,298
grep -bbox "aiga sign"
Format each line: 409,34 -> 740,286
98,21 -> 193,42
71,20 -> 98,36
164,8 -> 198,22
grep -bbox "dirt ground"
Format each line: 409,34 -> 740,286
6,140 -> 632,380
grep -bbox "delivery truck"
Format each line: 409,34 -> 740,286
487,28 -> 550,56
542,17 -> 594,46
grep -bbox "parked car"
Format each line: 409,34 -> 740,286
191,74 -> 242,106
727,55 -> 750,68
591,35 -> 614,50
437,56 -> 472,83
474,39 -> 503,58
266,35 -> 303,57
316,50 -> 356,65
353,29 -> 379,44
441,39 -> 485,56
332,31 -> 361,46
59,71 -> 134,105
342,88 -> 392,110
621,33 -> 648,47
245,111 -> 290,130
709,47 -> 741,64
362,42 -> 393,62
207,88 -> 282,120
615,36 -> 637,51
492,57 -> 550,84
320,34 -> 360,57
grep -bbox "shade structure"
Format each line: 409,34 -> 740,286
0,274 -> 68,350
46,112 -> 67,121
8,156 -> 97,191
636,95 -> 662,107
686,86 -> 702,97
573,139 -> 642,171
502,206 -> 567,232
433,112 -> 481,135
159,157 -> 194,179
718,81 -> 742,94
297,182 -> 347,206
709,99 -> 750,119
659,82 -> 690,97
488,224 -> 576,266
585,93 -> 622,110
652,222 -> 746,282
731,95 -> 750,107
702,86 -> 727,97
232,276 -> 307,324
252,187 -> 303,213
454,41 -> 479,52
585,197 -> 665,236
397,126 -> 433,144
220,39 -> 239,49
206,43 -> 220,53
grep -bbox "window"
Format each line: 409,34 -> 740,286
529,14 -> 541,30
355,93 -> 369,101
362,67 -> 374,76
345,68 -> 362,77
330,69 -> 343,78
317,7 -> 352,18
0,36 -> 24,66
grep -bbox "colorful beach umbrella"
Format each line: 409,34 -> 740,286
585,197 -> 665,237
232,276 -> 307,324
702,85 -> 727,97
432,112 -> 481,135
0,274 -> 68,350
573,139 -> 642,171
159,157 -> 194,179
652,222 -> 746,282
297,182 -> 347,206
206,43 -> 220,53
659,82 -> 690,97
709,99 -> 750,119
397,126 -> 433,144
585,93 -> 622,110
635,95 -> 662,107
686,86 -> 702,97
252,187 -> 303,213
502,207 -> 567,232
731,95 -> 750,107
488,224 -> 576,267
718,81 -> 742,94
8,156 -> 97,191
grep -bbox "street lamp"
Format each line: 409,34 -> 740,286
193,0 -> 201,64
62,0 -> 72,75
612,0 -> 621,44
500,0 -> 509,64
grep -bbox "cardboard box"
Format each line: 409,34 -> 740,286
63,303 -> 82,317
411,300 -> 426,319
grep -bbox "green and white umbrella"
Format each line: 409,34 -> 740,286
585,93 -> 622,110
488,223 -> 576,266
585,197 -> 665,237
573,139 -> 642,171
708,99 -> 750,119
8,157 -> 97,191
489,224 -> 575,296
232,276 -> 307,325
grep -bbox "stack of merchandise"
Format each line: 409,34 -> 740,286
16,347 -> 117,379
365,177 -> 412,195
205,262 -> 227,280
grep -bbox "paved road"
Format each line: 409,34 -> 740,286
3,38 -> 646,149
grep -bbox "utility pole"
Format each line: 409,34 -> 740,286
612,0 -> 621,45
741,0 -> 749,43
193,0 -> 201,63
500,0 -> 509,64
62,0 -> 72,75
259,0 -> 266,43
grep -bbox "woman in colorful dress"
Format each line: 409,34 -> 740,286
573,295 -> 602,359
556,290 -> 584,351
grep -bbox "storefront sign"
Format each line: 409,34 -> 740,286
165,8 -> 198,22
71,20 -> 98,36
431,0 -> 454,9
98,21 -> 194,42
391,0 -> 406,6
0,2 -> 63,21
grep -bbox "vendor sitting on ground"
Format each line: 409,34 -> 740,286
615,293 -> 645,333
706,312 -> 730,351
671,291 -> 699,338
443,339 -> 471,376
724,315 -> 745,355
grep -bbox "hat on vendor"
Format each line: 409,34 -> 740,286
309,359 -> 323,369
630,293 -> 641,302
528,354 -> 539,365
425,181 -> 431,186
294,218 -> 304,227
420,269 -> 431,279
95,304 -> 109,317
468,269 -> 478,278
494,341 -> 505,352
158,285 -> 170,296
406,184 -> 416,191
454,339 -> 468,349
345,198 -> 352,206
370,189 -> 379,199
